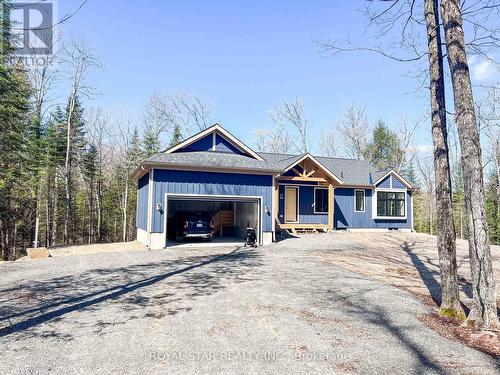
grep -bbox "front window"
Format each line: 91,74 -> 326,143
355,190 -> 365,212
314,188 -> 328,213
377,191 -> 405,217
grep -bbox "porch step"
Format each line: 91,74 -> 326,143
285,227 -> 328,234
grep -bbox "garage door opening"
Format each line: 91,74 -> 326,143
164,195 -> 261,247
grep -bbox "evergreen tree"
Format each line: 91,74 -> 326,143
63,95 -> 86,244
169,124 -> 182,148
403,161 -> 419,187
485,173 -> 499,245
365,120 -> 404,170
0,1 -> 33,259
142,124 -> 161,157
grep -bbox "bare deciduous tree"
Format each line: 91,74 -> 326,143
145,91 -> 214,142
319,127 -> 339,157
269,99 -> 311,154
61,40 -> 101,244
396,117 -> 419,173
86,107 -> 110,242
336,103 -> 370,160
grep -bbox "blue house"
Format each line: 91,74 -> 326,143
132,124 -> 414,248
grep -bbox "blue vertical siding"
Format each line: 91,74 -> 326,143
175,132 -> 247,156
392,175 -> 406,189
181,134 -> 213,152
376,175 -> 391,188
278,184 -> 328,224
215,134 -> 245,154
334,188 -> 412,229
136,173 -> 149,230
152,170 -> 273,233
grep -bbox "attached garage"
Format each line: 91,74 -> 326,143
164,194 -> 262,246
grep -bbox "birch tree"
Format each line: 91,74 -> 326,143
61,40 -> 100,244
271,99 -> 311,154
336,103 -> 370,160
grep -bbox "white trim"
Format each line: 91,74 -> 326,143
283,153 -> 343,185
146,168 -> 154,248
313,187 -> 329,214
354,189 -> 366,213
410,192 -> 414,232
164,124 -> 264,161
212,131 -> 216,151
284,186 -> 299,223
372,188 -> 407,220
272,175 -> 277,237
373,170 -> 413,189
335,228 -> 412,233
163,193 -> 264,247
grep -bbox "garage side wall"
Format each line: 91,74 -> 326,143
136,173 -> 149,230
152,169 -> 274,233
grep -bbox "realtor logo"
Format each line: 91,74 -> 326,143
2,0 -> 56,55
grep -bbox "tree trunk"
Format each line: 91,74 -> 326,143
64,90 -> 77,245
122,178 -> 128,242
52,174 -> 59,246
424,0 -> 463,318
441,0 -> 499,330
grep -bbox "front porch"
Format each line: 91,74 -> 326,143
273,154 -> 341,234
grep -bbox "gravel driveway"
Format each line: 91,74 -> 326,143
0,235 -> 497,374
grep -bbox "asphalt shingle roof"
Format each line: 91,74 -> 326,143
143,150 -> 390,186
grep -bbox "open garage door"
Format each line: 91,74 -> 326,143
164,194 -> 262,247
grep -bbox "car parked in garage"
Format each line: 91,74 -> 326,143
170,211 -> 214,242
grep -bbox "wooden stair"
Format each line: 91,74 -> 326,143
277,222 -> 329,234
212,210 -> 234,236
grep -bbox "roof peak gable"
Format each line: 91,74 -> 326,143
164,124 -> 264,161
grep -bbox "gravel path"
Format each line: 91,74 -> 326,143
0,235 -> 497,374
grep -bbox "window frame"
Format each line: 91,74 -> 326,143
372,188 -> 407,220
313,187 -> 329,214
354,189 -> 365,212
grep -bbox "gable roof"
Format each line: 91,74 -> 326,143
131,124 -> 413,188
372,170 -> 414,189
282,153 -> 343,184
165,124 -> 264,161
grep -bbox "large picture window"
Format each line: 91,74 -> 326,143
355,190 -> 365,212
314,188 -> 328,213
377,191 -> 405,217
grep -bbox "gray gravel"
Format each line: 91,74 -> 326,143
0,235 -> 497,374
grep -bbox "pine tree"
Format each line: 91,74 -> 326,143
403,161 -> 419,187
44,106 -> 67,246
365,120 -> 404,170
142,125 -> 161,157
169,124 -> 182,148
0,0 -> 33,259
63,95 -> 86,244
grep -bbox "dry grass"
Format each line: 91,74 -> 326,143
317,231 -> 500,356
47,241 -> 148,258
318,232 -> 500,308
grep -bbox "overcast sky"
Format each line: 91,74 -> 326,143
52,0 -> 499,155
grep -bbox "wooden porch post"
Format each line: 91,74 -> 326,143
328,183 -> 334,231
